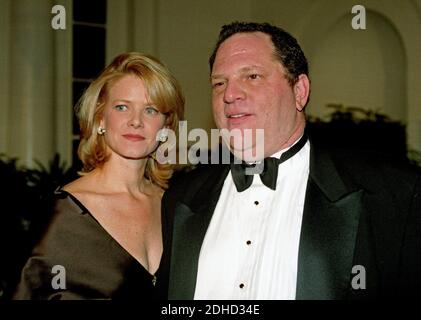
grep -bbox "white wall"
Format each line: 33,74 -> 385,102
309,10 -> 406,122
294,0 -> 421,152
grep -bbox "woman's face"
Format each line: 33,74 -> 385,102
99,74 -> 166,161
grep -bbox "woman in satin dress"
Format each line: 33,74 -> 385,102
13,52 -> 184,299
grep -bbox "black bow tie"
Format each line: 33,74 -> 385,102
230,133 -> 308,192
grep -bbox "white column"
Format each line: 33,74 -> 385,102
0,0 -> 11,156
53,0 -> 73,167
6,0 -> 61,168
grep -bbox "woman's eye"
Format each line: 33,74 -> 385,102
145,106 -> 159,115
114,104 -> 128,111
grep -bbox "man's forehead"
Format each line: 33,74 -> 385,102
211,34 -> 282,76
218,32 -> 273,53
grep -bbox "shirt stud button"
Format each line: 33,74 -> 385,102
254,201 -> 259,205
246,240 -> 251,245
239,283 -> 245,289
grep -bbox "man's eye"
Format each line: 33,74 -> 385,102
114,105 -> 128,111
248,74 -> 260,80
212,81 -> 225,88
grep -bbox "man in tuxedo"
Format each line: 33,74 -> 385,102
157,21 -> 421,299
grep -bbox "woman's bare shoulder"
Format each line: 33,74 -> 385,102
62,173 -> 97,195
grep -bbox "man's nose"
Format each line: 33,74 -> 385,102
223,80 -> 246,104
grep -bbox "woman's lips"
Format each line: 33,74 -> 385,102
122,134 -> 145,141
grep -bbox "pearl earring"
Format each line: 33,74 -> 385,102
157,128 -> 168,142
97,127 -> 106,135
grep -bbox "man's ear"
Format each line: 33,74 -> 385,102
294,74 -> 310,112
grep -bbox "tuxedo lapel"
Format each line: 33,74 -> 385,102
296,145 -> 363,299
168,164 -> 230,299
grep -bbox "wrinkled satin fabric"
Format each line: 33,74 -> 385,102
13,190 -> 156,300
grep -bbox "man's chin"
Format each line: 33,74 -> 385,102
218,127 -> 265,161
228,144 -> 265,162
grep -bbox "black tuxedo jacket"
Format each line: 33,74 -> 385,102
157,142 -> 421,299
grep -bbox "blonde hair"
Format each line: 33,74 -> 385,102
75,52 -> 185,189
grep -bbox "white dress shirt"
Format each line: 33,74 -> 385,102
194,140 -> 310,300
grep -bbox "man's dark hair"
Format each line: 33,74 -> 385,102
209,21 -> 309,86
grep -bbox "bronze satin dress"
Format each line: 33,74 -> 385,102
13,189 -> 157,300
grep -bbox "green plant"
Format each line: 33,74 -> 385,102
408,149 -> 421,167
24,154 -> 78,235
307,104 -> 412,164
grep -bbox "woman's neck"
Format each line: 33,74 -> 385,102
92,155 -> 153,196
